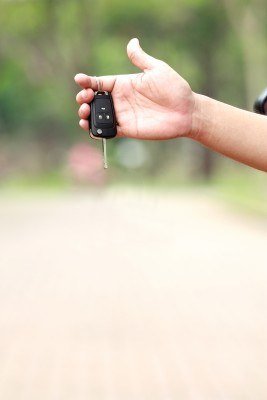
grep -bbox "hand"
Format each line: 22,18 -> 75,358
75,38 -> 197,140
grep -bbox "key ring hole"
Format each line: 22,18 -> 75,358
94,91 -> 108,96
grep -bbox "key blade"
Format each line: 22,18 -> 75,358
102,138 -> 108,169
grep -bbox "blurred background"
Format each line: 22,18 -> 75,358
0,0 -> 267,399
0,0 -> 267,191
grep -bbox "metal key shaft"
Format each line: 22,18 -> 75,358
102,138 -> 108,169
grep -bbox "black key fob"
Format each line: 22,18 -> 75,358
89,91 -> 117,139
253,88 -> 267,115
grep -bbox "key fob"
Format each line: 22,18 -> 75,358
89,91 -> 117,139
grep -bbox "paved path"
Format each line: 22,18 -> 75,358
0,188 -> 266,400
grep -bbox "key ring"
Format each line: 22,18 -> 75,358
94,76 -> 103,92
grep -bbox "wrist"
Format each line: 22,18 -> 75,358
188,93 -> 213,142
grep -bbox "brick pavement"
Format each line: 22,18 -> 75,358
0,189 -> 266,399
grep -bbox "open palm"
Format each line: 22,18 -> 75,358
75,39 -> 195,140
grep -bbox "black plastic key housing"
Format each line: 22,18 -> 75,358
89,91 -> 117,139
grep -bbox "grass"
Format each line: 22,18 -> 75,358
209,165 -> 267,218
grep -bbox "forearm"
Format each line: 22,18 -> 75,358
190,94 -> 267,172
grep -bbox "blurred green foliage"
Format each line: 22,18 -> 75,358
0,0 -> 266,189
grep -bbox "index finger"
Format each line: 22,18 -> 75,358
74,74 -> 94,89
74,73 -> 117,92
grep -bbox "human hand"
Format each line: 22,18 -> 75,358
75,38 -> 197,140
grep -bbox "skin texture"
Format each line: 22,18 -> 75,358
75,38 -> 267,172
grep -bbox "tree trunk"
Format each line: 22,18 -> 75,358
222,0 -> 267,108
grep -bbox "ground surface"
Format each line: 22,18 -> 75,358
0,188 -> 266,400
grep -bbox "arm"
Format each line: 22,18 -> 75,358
75,38 -> 267,172
191,94 -> 267,171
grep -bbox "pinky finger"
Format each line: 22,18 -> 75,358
79,119 -> 89,131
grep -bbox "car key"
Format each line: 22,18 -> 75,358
89,91 -> 117,169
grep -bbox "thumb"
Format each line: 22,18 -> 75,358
127,38 -> 162,71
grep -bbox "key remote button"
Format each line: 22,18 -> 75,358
97,113 -> 105,123
95,99 -> 112,114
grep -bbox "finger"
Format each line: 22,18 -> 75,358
127,38 -> 163,71
78,103 -> 90,119
76,88 -> 94,105
74,74 -> 93,89
74,73 -> 117,92
79,119 -> 89,131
